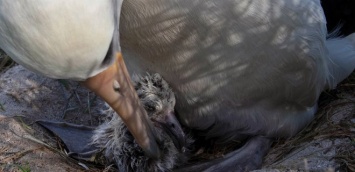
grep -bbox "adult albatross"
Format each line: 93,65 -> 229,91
1,0 -> 355,171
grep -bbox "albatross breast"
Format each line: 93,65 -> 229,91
0,0 -> 114,80
120,0 -> 340,142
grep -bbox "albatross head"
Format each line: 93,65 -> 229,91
133,73 -> 187,152
81,0 -> 163,158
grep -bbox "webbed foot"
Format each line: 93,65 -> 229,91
36,120 -> 100,161
175,136 -> 272,172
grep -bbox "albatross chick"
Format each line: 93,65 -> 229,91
92,73 -> 193,171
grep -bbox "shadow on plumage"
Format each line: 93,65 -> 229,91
2,0 -> 355,171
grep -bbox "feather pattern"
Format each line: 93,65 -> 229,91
120,0 -> 355,143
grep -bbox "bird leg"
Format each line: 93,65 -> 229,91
175,136 -> 272,172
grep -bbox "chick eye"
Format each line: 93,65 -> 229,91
145,104 -> 156,112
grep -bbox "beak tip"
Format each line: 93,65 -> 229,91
143,139 -> 161,159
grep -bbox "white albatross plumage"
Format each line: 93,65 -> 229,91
0,1 -> 114,80
1,0 -> 355,170
119,0 -> 355,170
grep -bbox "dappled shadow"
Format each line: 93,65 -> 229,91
119,0 -> 331,143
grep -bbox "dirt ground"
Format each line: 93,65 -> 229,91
0,52 -> 354,171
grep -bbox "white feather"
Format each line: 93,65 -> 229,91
0,0 -> 115,80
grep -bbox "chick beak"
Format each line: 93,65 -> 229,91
155,111 -> 187,152
82,53 -> 161,158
